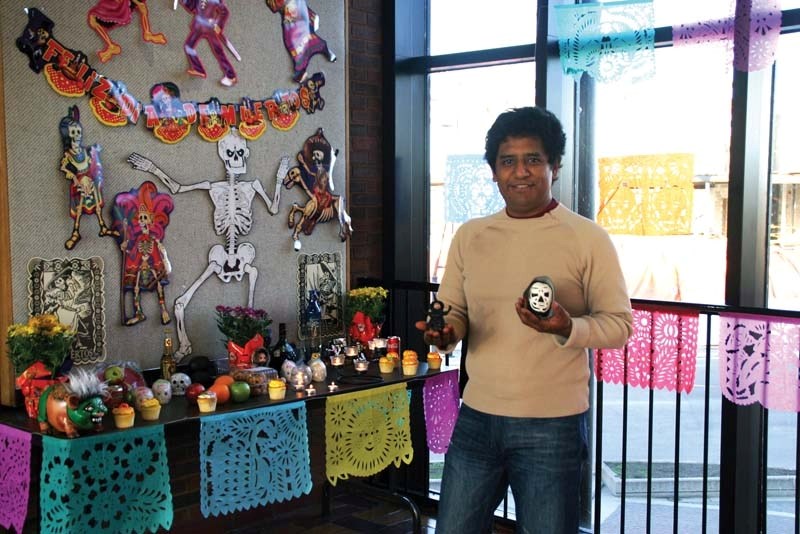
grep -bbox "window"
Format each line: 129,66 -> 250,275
768,32 -> 800,311
429,64 -> 535,283
594,44 -> 732,304
429,0 -> 536,55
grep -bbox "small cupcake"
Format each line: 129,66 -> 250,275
402,350 -> 419,376
139,398 -> 162,421
379,356 -> 394,373
197,391 -> 218,413
112,402 -> 135,429
402,349 -> 418,361
268,379 -> 287,401
427,352 -> 442,370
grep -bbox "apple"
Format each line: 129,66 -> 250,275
104,365 -> 125,385
185,383 -> 206,405
229,381 -> 251,403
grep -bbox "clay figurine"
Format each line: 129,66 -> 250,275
426,296 -> 451,333
38,367 -> 109,438
523,276 -> 555,318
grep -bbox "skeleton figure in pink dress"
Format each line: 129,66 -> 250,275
179,0 -> 238,87
266,0 -> 336,83
87,0 -> 167,63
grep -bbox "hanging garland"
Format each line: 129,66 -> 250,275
15,8 -> 327,144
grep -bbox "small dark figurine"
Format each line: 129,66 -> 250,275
426,296 -> 451,333
523,276 -> 555,318
252,347 -> 271,367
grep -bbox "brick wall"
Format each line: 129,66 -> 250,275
347,0 -> 385,286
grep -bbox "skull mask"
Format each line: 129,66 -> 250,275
218,129 -> 249,175
524,276 -> 555,317
170,372 -> 191,396
151,379 -> 173,404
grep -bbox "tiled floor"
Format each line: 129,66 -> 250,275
229,490 -> 434,533
229,488 -> 515,534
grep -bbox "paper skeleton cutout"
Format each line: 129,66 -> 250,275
148,82 -> 192,144
177,0 -> 240,87
266,0 -> 336,83
282,128 -> 352,251
128,129 -> 289,360
87,0 -> 167,63
524,276 -> 555,318
111,181 -> 174,326
58,106 -> 119,250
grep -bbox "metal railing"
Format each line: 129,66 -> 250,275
367,279 -> 800,533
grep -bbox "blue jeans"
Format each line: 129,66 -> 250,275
435,405 -> 588,534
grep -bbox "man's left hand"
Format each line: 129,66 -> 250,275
515,297 -> 572,339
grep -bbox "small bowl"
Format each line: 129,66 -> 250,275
354,359 -> 370,373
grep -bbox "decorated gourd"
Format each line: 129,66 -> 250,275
38,368 -> 109,438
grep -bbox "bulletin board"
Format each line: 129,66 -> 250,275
0,0 -> 348,393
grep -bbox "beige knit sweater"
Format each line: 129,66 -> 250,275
438,205 -> 633,418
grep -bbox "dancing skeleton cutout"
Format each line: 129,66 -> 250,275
128,129 -> 289,360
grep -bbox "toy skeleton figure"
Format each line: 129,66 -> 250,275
58,106 -> 119,250
266,0 -> 336,83
282,128 -> 353,251
127,129 -> 289,360
178,0 -> 240,87
524,276 -> 555,318
87,0 -> 167,63
112,181 -> 174,326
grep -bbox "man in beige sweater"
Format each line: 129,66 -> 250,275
418,107 -> 632,533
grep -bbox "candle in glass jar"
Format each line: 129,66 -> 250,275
345,346 -> 359,357
294,374 -> 306,390
374,338 -> 388,349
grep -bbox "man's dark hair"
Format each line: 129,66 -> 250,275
484,107 -> 567,172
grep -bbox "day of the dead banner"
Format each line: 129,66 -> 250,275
15,8 -> 327,144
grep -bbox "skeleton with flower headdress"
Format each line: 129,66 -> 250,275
112,181 -> 174,326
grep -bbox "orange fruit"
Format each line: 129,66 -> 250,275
208,383 -> 231,404
214,374 -> 235,387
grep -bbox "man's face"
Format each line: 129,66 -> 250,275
493,136 -> 558,218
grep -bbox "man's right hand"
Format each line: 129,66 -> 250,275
415,320 -> 456,351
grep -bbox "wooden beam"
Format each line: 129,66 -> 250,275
0,39 -> 17,407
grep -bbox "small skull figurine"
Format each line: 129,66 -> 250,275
170,372 -> 191,396
133,386 -> 155,411
523,276 -> 555,318
151,379 -> 173,404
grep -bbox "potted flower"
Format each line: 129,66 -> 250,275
6,314 -> 75,418
345,286 -> 388,344
215,306 -> 272,370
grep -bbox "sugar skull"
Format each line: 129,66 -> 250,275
170,372 -> 191,395
151,379 -> 172,404
280,359 -> 297,380
133,386 -> 155,411
524,276 -> 555,318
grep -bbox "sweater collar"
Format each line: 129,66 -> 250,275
505,198 -> 559,219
